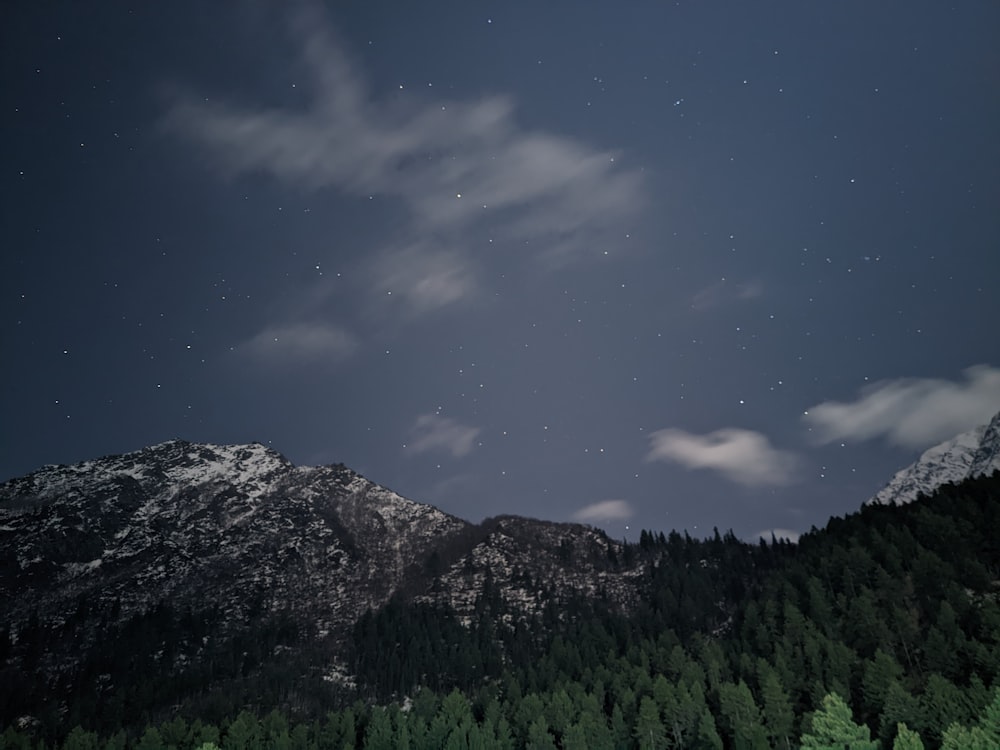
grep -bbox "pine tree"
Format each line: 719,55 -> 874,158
879,681 -> 921,745
941,688 -> 1000,750
62,727 -> 100,750
892,723 -> 924,750
758,663 -> 794,750
525,717 -> 556,750
362,708 -> 393,750
800,693 -> 878,750
692,710 -> 724,750
920,674 -> 969,740
609,704 -> 630,750
561,723 -> 588,750
634,696 -> 667,750
940,724 -> 992,750
135,728 -> 164,750
718,680 -> 768,749
861,649 -> 904,718
575,709 -> 614,750
976,688 -> 1000,746
223,712 -> 263,750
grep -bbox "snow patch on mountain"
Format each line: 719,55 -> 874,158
867,410 -> 1000,505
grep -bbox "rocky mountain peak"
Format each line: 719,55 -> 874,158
0,439 -> 639,714
867,410 -> 1000,506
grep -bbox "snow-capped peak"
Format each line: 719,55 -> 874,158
867,410 -> 1000,506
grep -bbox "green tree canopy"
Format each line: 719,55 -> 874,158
800,693 -> 878,750
892,723 -> 924,750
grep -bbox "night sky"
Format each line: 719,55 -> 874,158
4,2 -> 1000,542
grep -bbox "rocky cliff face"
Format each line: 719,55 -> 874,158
867,410 -> 1000,506
0,441 -> 469,681
0,439 -> 635,715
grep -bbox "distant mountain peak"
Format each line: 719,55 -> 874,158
867,410 -> 1000,506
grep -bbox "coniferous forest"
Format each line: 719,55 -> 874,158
3,472 -> 999,749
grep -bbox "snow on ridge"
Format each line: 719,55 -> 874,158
63,558 -> 103,577
868,410 -> 1000,506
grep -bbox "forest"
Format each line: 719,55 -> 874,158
2,472 -> 998,749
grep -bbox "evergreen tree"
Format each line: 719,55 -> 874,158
2,727 -> 32,750
62,727 -> 99,750
693,710 -> 724,750
525,717 -> 556,750
940,688 -> 1000,750
758,662 -> 794,750
634,696 -> 667,750
188,721 -> 220,750
543,688 -> 574,739
362,708 -> 393,750
391,708 -> 411,750
561,723 -> 588,750
861,649 -> 904,720
718,680 -> 768,749
800,693 -> 878,750
940,723 -> 992,750
135,728 -> 164,750
160,717 -> 188,750
879,681 -> 921,747
102,732 -> 126,750
891,723 -> 924,750
574,709 -> 614,750
289,724 -> 310,750
977,687 -> 1000,745
920,674 -> 970,740
609,704 -> 630,750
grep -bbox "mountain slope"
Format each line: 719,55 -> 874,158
0,440 -> 468,639
867,410 -> 1000,506
0,439 -> 635,725
2,438 -> 1000,743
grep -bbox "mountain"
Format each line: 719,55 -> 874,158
867,410 -> 1000,506
0,439 -> 638,724
3,438 -> 1000,746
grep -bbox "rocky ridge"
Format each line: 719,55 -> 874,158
0,439 -> 636,706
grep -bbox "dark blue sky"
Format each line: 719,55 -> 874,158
3,1 -> 999,541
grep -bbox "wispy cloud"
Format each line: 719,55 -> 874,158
162,6 -> 644,316
646,427 -> 798,487
572,499 -> 633,523
242,322 -> 357,366
372,243 -> 479,314
803,364 -> 1000,448
407,414 -> 481,458
690,278 -> 763,312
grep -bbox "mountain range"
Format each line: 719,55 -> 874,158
0,438 -> 642,726
2,413 -> 999,734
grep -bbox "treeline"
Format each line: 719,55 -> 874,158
3,472 -> 999,748
3,683 -> 998,749
344,473 -> 1000,747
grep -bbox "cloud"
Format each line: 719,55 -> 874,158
572,499 -> 634,523
162,7 -> 644,314
646,427 -> 798,487
756,528 -> 801,544
407,414 -> 480,458
803,364 -> 1000,448
373,244 -> 479,314
690,278 -> 763,311
242,322 -> 357,365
